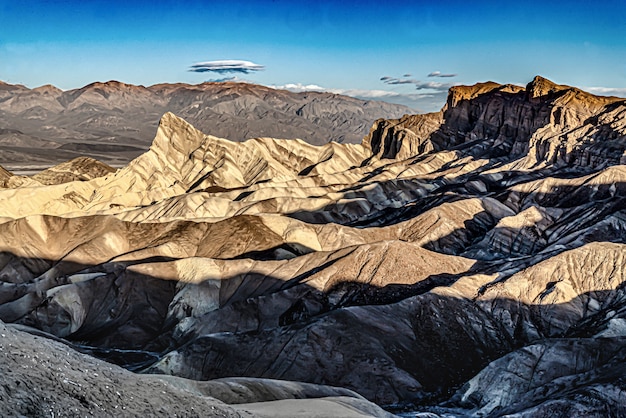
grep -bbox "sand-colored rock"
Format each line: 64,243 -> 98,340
30,156 -> 115,185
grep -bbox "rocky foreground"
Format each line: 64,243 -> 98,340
0,76 -> 625,417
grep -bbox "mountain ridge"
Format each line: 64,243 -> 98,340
0,79 -> 414,168
365,75 -> 626,165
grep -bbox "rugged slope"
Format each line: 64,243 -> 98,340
365,76 -> 625,168
0,76 -> 625,416
0,320 -> 393,417
0,80 -> 412,167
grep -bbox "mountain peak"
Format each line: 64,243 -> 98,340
86,80 -> 130,88
446,81 -> 505,108
79,80 -> 149,93
149,112 -> 208,165
32,84 -> 63,95
526,75 -> 570,99
0,81 -> 28,91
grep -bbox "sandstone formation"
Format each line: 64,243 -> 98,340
0,80 -> 412,167
0,164 -> 12,187
0,76 -> 625,416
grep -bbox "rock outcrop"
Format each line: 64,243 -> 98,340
0,165 -> 12,187
364,76 -> 625,169
30,156 -> 116,185
0,76 -> 625,416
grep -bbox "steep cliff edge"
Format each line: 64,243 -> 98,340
364,76 -> 626,169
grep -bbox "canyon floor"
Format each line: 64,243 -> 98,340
0,76 -> 625,417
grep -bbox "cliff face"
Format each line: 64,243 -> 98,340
364,112 -> 444,160
365,76 -> 626,169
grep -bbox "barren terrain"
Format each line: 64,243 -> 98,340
1,76 -> 625,417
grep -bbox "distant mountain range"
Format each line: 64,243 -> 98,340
0,80 -> 412,167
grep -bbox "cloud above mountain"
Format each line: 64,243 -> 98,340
271,82 -> 446,112
273,82 -> 415,99
585,86 -> 626,97
189,60 -> 265,74
428,71 -> 457,78
274,83 -> 326,92
380,74 -> 456,91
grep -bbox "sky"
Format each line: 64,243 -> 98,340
1,0 -> 625,112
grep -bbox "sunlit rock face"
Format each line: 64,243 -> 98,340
1,76 -> 625,416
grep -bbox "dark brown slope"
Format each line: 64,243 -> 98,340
0,164 -> 12,187
0,80 -> 412,167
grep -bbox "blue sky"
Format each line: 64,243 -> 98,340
1,0 -> 625,111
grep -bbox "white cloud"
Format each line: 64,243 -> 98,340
189,60 -> 265,74
269,82 -> 448,112
274,83 -> 326,92
584,87 -> 626,97
330,88 -> 414,99
274,83 -> 411,99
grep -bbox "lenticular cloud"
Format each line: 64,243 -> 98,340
380,75 -> 455,91
189,60 -> 265,74
427,71 -> 457,78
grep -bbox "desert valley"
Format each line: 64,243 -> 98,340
0,75 -> 625,417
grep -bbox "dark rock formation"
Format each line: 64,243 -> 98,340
0,319 -> 393,417
364,76 -> 625,169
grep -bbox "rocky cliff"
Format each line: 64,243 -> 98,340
0,76 -> 625,417
365,76 -> 626,169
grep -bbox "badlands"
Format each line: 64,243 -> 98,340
0,76 -> 625,417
